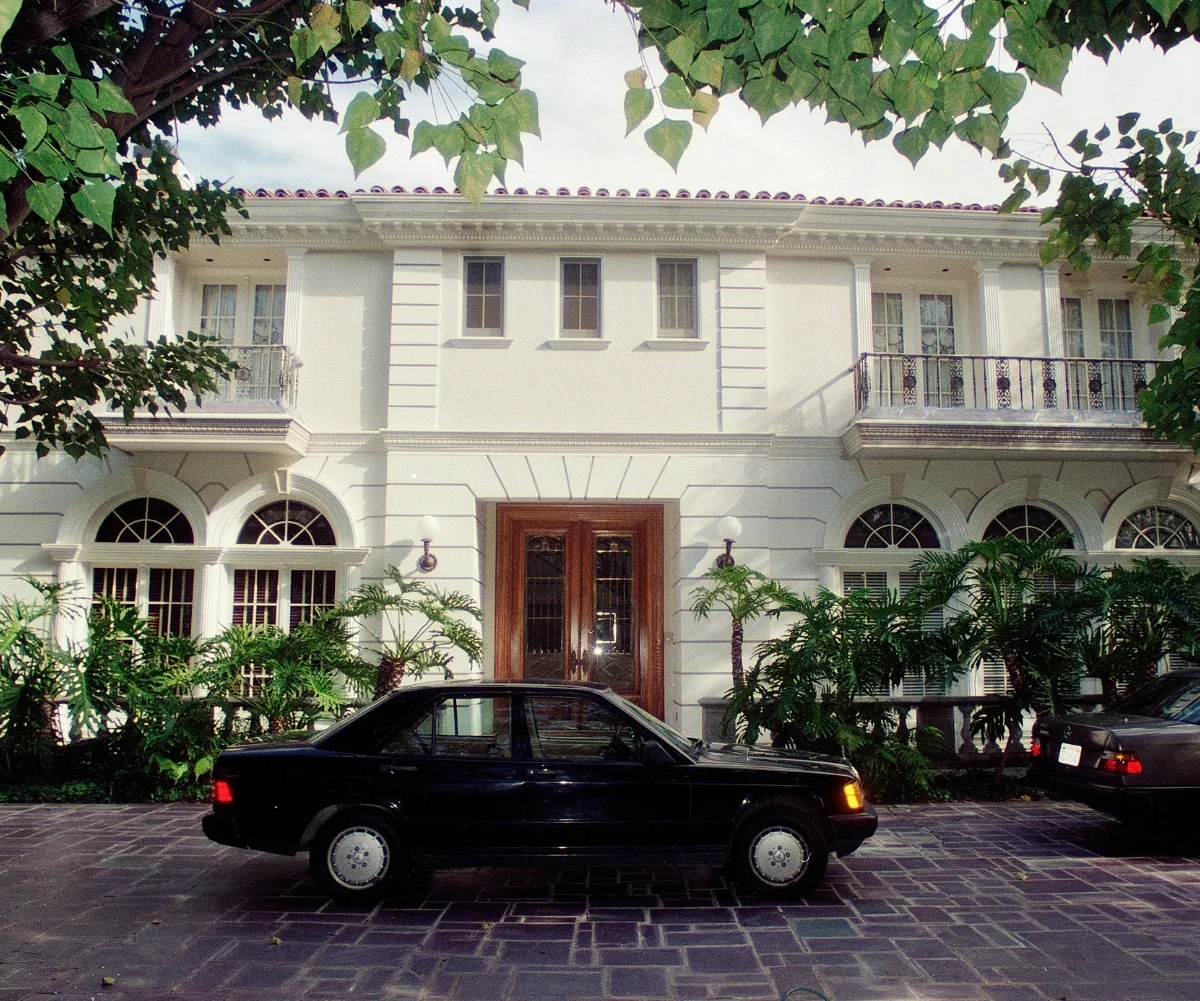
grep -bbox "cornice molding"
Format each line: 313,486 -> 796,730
100,415 -> 312,455
40,542 -> 371,569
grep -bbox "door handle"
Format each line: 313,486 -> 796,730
381,763 -> 418,774
527,767 -> 559,778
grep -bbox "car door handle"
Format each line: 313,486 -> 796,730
527,767 -> 559,778
381,764 -> 418,774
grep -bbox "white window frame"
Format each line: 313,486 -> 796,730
1057,287 -> 1148,358
655,257 -> 699,339
867,283 -> 971,355
187,271 -> 288,348
558,256 -> 602,339
462,255 -> 505,337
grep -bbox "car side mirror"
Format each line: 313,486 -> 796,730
640,738 -> 674,766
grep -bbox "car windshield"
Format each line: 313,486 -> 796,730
1112,676 -> 1200,724
606,692 -> 696,756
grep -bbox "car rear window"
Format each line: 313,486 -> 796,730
1112,677 -> 1200,723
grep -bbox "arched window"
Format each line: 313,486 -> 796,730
92,498 -> 196,637
983,505 -> 1074,548
844,504 -> 940,549
1115,507 -> 1200,550
233,500 -> 337,638
237,500 -> 336,546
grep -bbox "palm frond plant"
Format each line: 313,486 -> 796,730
690,565 -> 796,688
332,566 -> 483,699
0,578 -> 75,775
911,535 -> 1100,775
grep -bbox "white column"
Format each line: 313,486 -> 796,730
1042,265 -> 1063,357
851,256 -> 873,359
195,562 -> 228,639
145,255 -> 176,343
54,556 -> 88,649
283,248 -> 307,353
976,263 -> 1003,356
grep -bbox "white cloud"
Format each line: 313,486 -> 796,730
175,5 -> 1200,205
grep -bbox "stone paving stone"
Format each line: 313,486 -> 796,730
1,801 -> 1199,999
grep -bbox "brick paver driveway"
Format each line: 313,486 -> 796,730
1,802 -> 1198,1001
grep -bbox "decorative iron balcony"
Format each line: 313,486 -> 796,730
854,352 -> 1160,414
209,345 -> 298,408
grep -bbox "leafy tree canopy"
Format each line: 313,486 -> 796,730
1,0 -> 1199,456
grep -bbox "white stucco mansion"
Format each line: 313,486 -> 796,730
3,184 -> 1198,735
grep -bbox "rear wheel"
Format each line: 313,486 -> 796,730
733,808 -> 828,899
309,810 -> 402,903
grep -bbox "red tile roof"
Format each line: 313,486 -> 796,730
235,185 -> 1037,212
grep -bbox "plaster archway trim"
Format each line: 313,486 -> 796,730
1102,479 -> 1200,551
207,471 -> 359,549
823,476 -> 968,551
55,469 -> 209,546
967,479 -> 1103,552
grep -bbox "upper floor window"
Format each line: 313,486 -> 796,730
237,500 -> 336,546
657,258 -> 698,338
1099,298 -> 1133,360
200,282 -> 286,346
1061,297 -> 1085,357
92,497 -> 196,637
561,258 -> 601,338
464,256 -> 504,336
919,294 -> 955,356
983,505 -> 1073,548
1115,507 -> 1200,550
844,504 -> 940,549
872,292 -> 903,352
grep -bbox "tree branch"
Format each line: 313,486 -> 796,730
0,348 -> 102,372
3,0 -> 120,56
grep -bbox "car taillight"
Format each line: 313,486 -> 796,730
1097,751 -> 1143,776
843,781 -> 865,811
1031,737 -> 1043,758
212,779 -> 234,804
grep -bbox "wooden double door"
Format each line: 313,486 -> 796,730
495,504 -> 664,718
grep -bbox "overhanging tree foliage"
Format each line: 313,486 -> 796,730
2,0 -> 1199,458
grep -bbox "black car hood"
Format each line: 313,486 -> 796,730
697,742 -> 855,778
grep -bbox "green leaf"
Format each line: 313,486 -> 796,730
501,89 -> 539,136
1027,167 -> 1050,194
27,73 -> 65,99
340,91 -> 379,132
70,78 -> 103,114
376,30 -> 403,69
71,180 -> 116,233
1146,0 -> 1184,21
880,23 -> 916,67
96,77 -> 134,114
1149,303 -> 1171,325
692,90 -> 719,130
345,125 -> 386,177
625,67 -> 648,89
14,106 -> 46,151
454,149 -> 495,204
689,49 -> 724,89
432,122 -> 466,162
665,34 -> 697,73
881,64 -> 935,122
65,100 -> 105,149
706,0 -> 746,42
1067,128 -> 1088,154
290,27 -> 320,67
979,68 -> 1025,119
1031,43 -> 1071,92
411,120 -> 438,155
661,72 -> 701,110
0,0 -> 21,49
998,186 -> 1031,213
644,118 -> 692,171
742,72 -> 792,124
892,125 -> 929,165
481,0 -> 499,31
488,48 -> 524,81
312,22 -> 342,51
27,180 -> 64,224
75,147 -> 120,176
1117,112 -> 1140,135
940,73 -> 983,118
51,43 -> 81,74
624,87 -> 654,135
345,0 -> 371,32
752,3 -> 799,57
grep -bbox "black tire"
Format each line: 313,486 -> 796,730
733,807 -> 829,899
309,810 -> 402,904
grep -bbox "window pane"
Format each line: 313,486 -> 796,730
1100,298 -> 1133,358
464,257 -> 503,334
290,569 -> 336,629
871,291 -> 903,352
658,258 -> 697,336
524,534 -> 565,680
200,284 -> 238,344
525,695 -> 639,761
93,567 -> 137,611
919,294 -> 954,355
562,259 -> 600,335
593,535 -> 634,690
252,284 -> 286,346
382,705 -> 434,755
1060,297 -> 1084,357
148,568 -> 195,637
433,697 -> 512,757
233,568 -> 278,626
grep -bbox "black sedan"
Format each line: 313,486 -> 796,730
202,680 -> 876,901
1029,667 -> 1200,823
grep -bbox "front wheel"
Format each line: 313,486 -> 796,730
309,810 -> 402,903
733,808 -> 828,899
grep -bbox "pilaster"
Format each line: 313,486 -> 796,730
976,263 -> 1003,355
282,248 -> 307,353
717,251 -> 768,433
850,256 -> 873,358
388,248 -> 442,430
145,255 -> 175,342
1041,264 -> 1063,357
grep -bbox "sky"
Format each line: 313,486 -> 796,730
175,4 -> 1200,206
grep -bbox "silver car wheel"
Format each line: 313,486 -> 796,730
749,825 -> 810,886
327,826 -> 390,889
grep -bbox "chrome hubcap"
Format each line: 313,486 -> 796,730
327,827 -> 389,889
750,826 -> 809,886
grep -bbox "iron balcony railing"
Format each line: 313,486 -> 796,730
854,352 -> 1160,414
209,345 -> 298,407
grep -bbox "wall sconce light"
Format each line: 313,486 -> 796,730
715,515 -> 742,568
418,515 -> 440,572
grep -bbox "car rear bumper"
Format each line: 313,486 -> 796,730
202,811 -> 247,849
1028,770 -> 1156,820
829,805 -> 878,856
